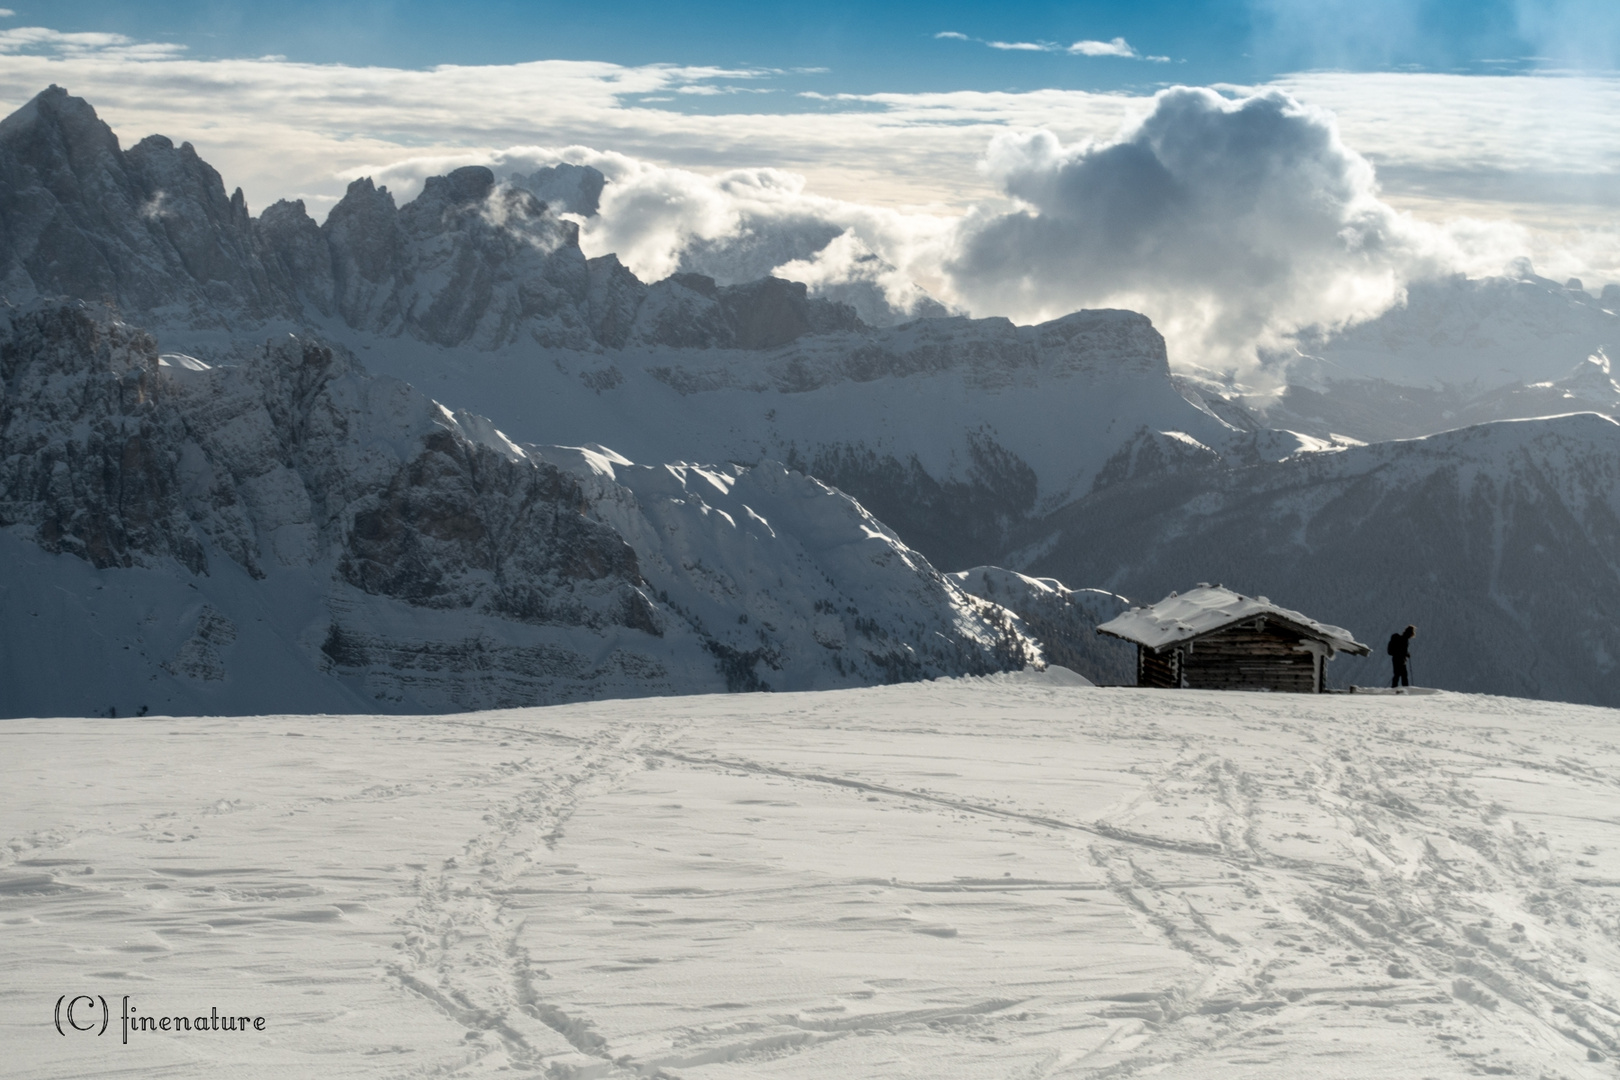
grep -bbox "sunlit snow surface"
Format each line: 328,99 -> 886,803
7,673 -> 1620,1078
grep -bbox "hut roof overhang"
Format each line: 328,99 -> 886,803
1096,585 -> 1370,657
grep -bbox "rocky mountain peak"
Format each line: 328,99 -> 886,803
0,84 -> 119,158
508,162 -> 605,216
0,86 -> 291,323
427,165 -> 497,205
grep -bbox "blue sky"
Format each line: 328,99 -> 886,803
26,0 -> 1619,98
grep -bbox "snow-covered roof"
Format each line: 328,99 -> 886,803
1096,585 -> 1369,656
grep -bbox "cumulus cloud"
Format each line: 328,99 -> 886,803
562,152 -> 959,313
345,88 -> 1553,370
346,141 -> 962,324
945,87 -> 1478,376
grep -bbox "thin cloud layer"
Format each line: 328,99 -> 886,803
939,31 -> 1167,61
0,26 -> 186,59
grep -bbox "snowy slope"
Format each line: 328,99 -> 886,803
1297,271 -> 1619,392
1024,412 -> 1620,705
299,307 -> 1256,572
8,681 -> 1620,1079
951,566 -> 1136,685
1212,271 -> 1620,443
0,301 -> 1037,717
539,446 -> 1038,690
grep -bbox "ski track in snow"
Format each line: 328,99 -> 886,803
6,679 -> 1620,1078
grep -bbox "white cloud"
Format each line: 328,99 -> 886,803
1068,38 -> 1137,58
0,10 -> 17,18
0,26 -> 187,58
943,32 -> 1163,60
944,87 -> 1490,376
0,22 -> 1613,368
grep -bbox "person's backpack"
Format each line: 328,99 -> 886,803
1387,633 -> 1401,657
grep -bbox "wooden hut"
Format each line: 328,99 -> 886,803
1096,584 -> 1369,693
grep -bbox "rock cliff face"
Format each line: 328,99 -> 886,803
0,300 -> 1037,717
0,87 -> 868,353
348,304 -> 1255,571
0,300 -> 653,622
0,88 -> 288,324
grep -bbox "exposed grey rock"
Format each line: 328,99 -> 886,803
585,253 -> 646,348
0,301 -> 205,572
0,299 -> 649,626
321,176 -> 403,330
0,88 -> 885,354
163,605 -> 236,680
506,162 -> 606,217
255,199 -> 334,315
0,86 -> 292,325
0,299 -> 1039,715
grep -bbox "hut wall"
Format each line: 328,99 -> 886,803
1179,623 -> 1319,693
1138,646 -> 1180,689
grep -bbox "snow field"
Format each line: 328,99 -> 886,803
6,675 -> 1620,1078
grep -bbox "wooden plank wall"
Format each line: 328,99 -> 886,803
1136,622 -> 1324,693
1139,646 -> 1180,689
1182,624 -> 1317,693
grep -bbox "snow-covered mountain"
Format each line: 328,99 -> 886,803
7,85 -> 1620,710
1021,411 -> 1620,705
1194,270 -> 1620,444
0,86 -> 1266,574
332,304 -> 1275,572
951,566 -> 1135,685
0,300 -> 1038,718
0,86 -> 866,353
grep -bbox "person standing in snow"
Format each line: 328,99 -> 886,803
1388,625 -> 1415,688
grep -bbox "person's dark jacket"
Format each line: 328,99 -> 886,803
1388,633 -> 1410,663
